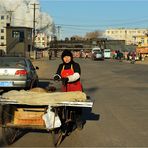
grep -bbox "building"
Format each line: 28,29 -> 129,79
49,38 -> 125,52
104,28 -> 148,45
0,8 -> 10,53
135,35 -> 148,47
35,33 -> 51,49
135,35 -> 148,57
6,26 -> 32,57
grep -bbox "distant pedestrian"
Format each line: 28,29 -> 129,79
130,51 -> 136,64
127,52 -> 130,60
131,51 -> 136,60
139,54 -> 142,61
48,49 -> 52,60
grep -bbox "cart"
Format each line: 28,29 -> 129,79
0,93 -> 93,147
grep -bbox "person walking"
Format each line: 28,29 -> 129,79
131,51 -> 136,64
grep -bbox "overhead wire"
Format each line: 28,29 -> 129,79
11,16 -> 148,33
56,19 -> 148,28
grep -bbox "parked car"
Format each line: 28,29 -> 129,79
91,47 -> 104,60
0,56 -> 39,90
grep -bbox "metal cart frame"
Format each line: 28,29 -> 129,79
0,96 -> 93,147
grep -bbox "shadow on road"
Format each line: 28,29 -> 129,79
82,108 -> 100,121
84,87 -> 99,94
0,129 -> 28,147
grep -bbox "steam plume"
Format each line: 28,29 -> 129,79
0,0 -> 55,35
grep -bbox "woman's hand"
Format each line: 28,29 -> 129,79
53,74 -> 61,81
61,78 -> 69,86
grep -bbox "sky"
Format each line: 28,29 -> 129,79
39,0 -> 148,39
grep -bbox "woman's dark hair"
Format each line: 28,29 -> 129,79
61,49 -> 73,60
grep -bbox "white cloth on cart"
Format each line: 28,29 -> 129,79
2,90 -> 87,105
42,106 -> 61,130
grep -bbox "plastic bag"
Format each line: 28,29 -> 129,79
42,106 -> 61,130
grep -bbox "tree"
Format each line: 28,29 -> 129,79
71,35 -> 84,41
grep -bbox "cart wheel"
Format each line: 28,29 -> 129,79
51,128 -> 63,147
2,105 -> 19,145
2,126 -> 20,145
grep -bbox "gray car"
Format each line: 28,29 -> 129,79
0,56 -> 39,90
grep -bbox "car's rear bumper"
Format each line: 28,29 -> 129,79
0,80 -> 29,88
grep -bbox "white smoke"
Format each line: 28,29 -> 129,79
0,0 -> 55,36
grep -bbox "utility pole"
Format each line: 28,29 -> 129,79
31,3 -> 39,59
57,26 -> 61,40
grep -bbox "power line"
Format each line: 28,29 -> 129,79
56,19 -> 148,28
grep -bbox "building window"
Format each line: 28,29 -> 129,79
141,38 -> 144,44
1,36 -> 4,40
12,31 -> 24,38
1,16 -> 4,20
12,31 -> 20,38
12,30 -> 24,42
0,42 -> 4,46
1,29 -> 4,33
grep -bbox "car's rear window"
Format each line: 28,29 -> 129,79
94,50 -> 102,54
0,58 -> 26,68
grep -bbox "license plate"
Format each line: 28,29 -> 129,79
0,81 -> 13,87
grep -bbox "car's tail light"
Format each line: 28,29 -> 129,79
15,70 -> 27,75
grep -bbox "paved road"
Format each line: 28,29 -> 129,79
0,58 -> 148,147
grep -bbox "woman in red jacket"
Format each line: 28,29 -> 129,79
54,50 -> 84,129
54,49 -> 83,92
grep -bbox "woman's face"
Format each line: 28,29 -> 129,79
63,56 -> 71,63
